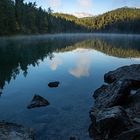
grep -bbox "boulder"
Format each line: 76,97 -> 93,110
94,80 -> 131,109
89,64 -> 140,140
0,122 -> 34,140
117,127 -> 140,140
48,81 -> 60,88
27,94 -> 50,109
104,64 -> 140,84
91,106 -> 131,139
126,89 -> 140,119
93,84 -> 108,99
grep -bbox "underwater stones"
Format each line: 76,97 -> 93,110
27,94 -> 50,109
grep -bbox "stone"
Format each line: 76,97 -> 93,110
104,64 -> 140,84
48,81 -> 60,88
0,122 -> 34,140
126,89 -> 140,118
117,127 -> 140,140
89,64 -> 140,140
27,94 -> 50,109
91,106 -> 131,139
94,79 -> 131,109
93,84 -> 108,99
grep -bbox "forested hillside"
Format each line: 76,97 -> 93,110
0,0 -> 87,35
0,0 -> 140,36
55,7 -> 140,33
80,7 -> 140,33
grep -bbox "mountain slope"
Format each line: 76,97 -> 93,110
54,7 -> 140,33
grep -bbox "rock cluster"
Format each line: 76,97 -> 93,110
89,64 -> 140,140
0,122 -> 34,140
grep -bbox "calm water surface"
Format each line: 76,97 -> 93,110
0,34 -> 140,140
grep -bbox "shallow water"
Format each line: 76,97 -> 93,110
0,34 -> 140,140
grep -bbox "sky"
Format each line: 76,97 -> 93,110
25,0 -> 140,15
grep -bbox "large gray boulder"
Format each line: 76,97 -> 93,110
89,64 -> 140,140
90,106 -> 131,140
104,64 -> 140,84
94,79 -> 131,108
117,127 -> 140,140
0,122 -> 34,140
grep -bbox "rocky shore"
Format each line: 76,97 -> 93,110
89,64 -> 140,140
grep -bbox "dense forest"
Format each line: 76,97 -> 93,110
0,0 -> 140,36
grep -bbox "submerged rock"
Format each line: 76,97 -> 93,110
0,122 -> 34,140
27,94 -> 50,109
69,136 -> 80,140
48,81 -> 60,88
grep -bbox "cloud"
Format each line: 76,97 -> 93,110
49,57 -> 62,71
73,12 -> 93,18
47,0 -> 61,8
77,0 -> 92,8
69,49 -> 92,78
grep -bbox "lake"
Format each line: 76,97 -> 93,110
0,33 -> 140,140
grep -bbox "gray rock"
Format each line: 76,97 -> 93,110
0,122 -> 34,140
117,127 -> 140,140
91,106 -> 131,139
27,94 -> 50,109
94,79 -> 131,108
104,64 -> 140,84
126,89 -> 140,119
48,81 -> 60,88
93,84 -> 108,99
89,64 -> 140,140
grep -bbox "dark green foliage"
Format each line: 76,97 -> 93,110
0,0 -> 16,35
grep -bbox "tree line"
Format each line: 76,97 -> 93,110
0,0 -> 87,36
0,0 -> 140,36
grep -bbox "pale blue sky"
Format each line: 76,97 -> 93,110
25,0 -> 140,15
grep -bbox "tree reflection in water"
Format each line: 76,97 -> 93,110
0,34 -> 140,94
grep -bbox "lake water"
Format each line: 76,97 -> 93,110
0,34 -> 140,140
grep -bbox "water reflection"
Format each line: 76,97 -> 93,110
49,56 -> 63,71
0,34 -> 140,94
69,49 -> 92,78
